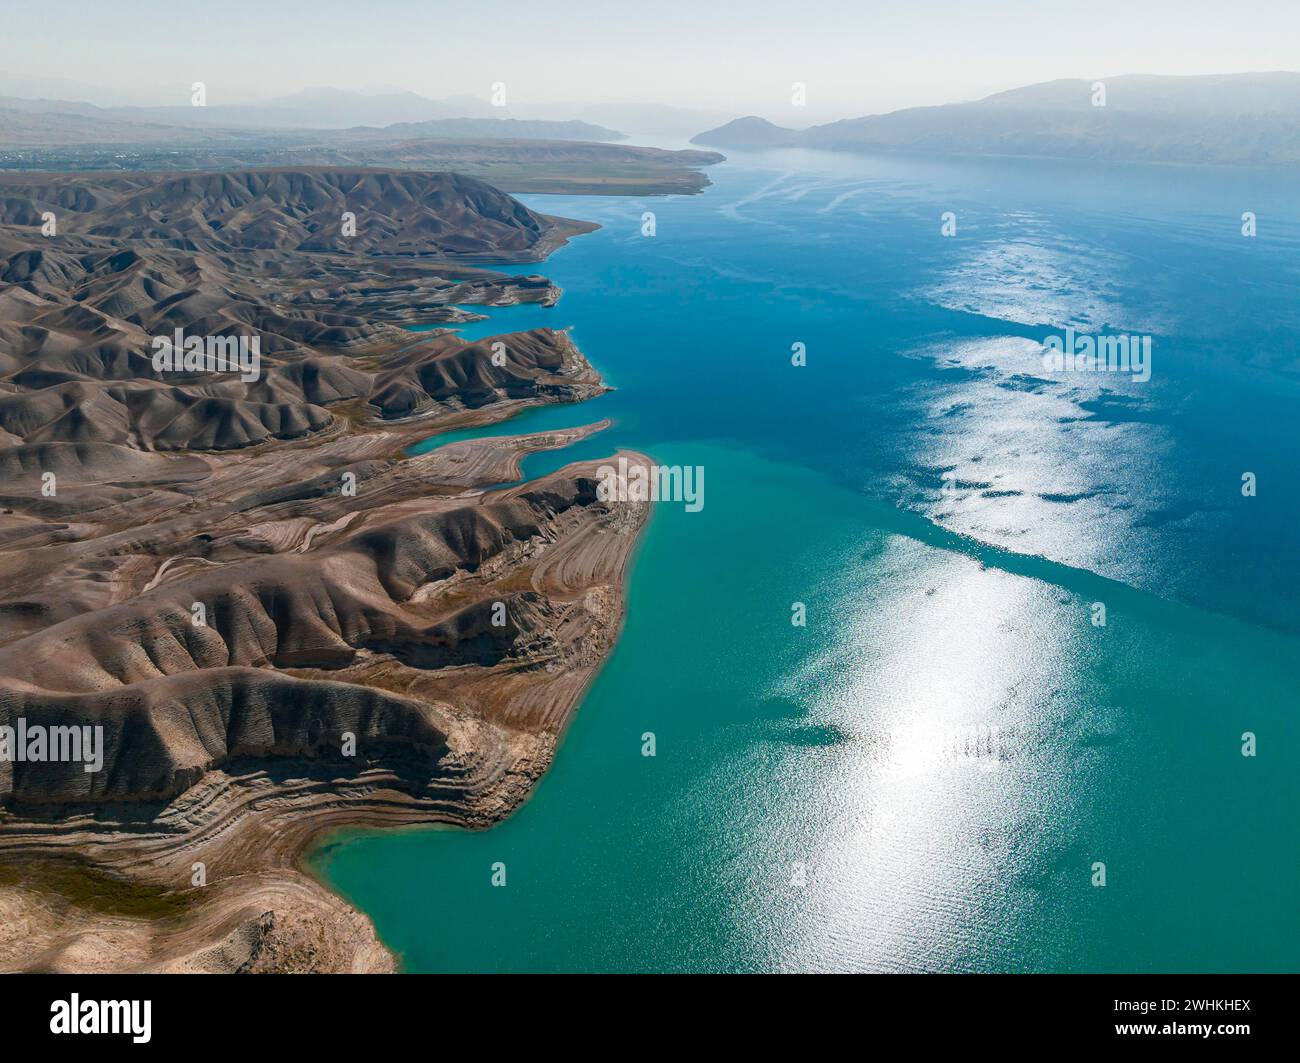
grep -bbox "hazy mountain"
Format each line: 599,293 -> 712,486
974,72 -> 1300,115
691,116 -> 799,148
232,87 -> 503,127
0,85 -> 526,133
694,73 -> 1300,166
357,118 -> 623,142
566,102 -> 736,135
0,71 -> 176,107
0,76 -> 714,139
0,103 -> 258,146
0,100 -> 624,148
0,94 -> 101,115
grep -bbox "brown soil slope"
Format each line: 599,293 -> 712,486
0,168 -> 647,972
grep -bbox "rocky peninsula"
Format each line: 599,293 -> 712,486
0,168 -> 649,971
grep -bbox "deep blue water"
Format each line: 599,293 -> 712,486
313,148 -> 1300,972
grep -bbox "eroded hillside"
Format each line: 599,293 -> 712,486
0,168 -> 647,972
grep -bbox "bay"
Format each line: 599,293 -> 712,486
310,147 -> 1300,972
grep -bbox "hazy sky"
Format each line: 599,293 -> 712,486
6,0 -> 1300,120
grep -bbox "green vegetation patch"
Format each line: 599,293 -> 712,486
0,858 -> 194,920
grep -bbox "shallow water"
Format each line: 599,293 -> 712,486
311,148 -> 1300,972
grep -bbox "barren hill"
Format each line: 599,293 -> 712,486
0,167 -> 647,972
692,72 -> 1300,166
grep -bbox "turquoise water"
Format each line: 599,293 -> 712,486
311,149 -> 1300,972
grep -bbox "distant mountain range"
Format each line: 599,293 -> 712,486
71,88 -> 514,130
248,87 -> 504,127
352,118 -> 623,142
519,102 -> 737,135
0,90 -> 624,148
0,75 -> 739,143
0,80 -> 514,127
0,77 -> 725,197
692,73 -> 1300,166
